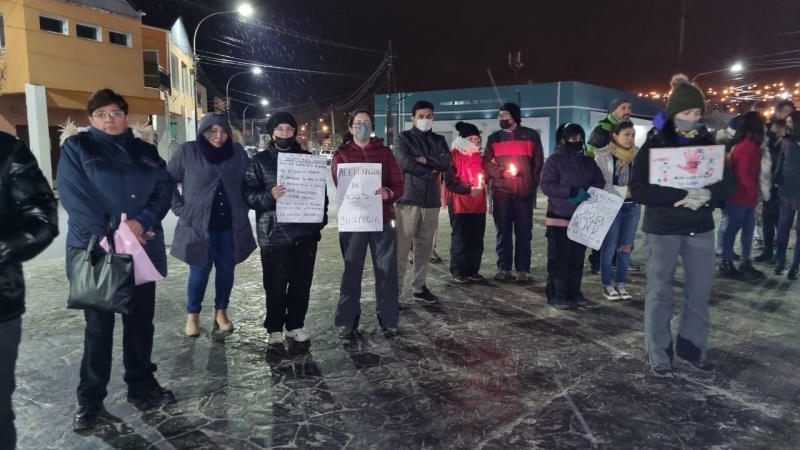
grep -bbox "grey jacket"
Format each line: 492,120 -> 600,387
167,141 -> 256,266
594,145 -> 639,198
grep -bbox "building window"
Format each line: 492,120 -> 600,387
0,15 -> 5,47
181,62 -> 188,97
108,30 -> 131,47
76,23 -> 101,41
171,54 -> 180,92
39,15 -> 68,35
143,50 -> 159,89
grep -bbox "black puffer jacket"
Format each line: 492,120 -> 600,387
242,143 -> 328,248
0,132 -> 59,323
393,127 -> 452,208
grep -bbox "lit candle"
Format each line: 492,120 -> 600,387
508,164 -> 518,177
477,173 -> 484,188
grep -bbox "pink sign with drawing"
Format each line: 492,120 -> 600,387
648,145 -> 725,189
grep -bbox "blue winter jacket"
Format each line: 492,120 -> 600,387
57,126 -> 175,276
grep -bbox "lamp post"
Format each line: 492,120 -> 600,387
191,4 -> 253,131
692,62 -> 744,83
226,66 -> 263,112
242,99 -> 269,140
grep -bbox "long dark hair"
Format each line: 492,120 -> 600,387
732,111 -> 766,146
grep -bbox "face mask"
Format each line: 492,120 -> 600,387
564,141 -> 584,153
675,118 -> 699,132
273,136 -> 296,149
414,119 -> 432,132
499,119 -> 512,130
453,137 -> 479,155
354,123 -> 372,141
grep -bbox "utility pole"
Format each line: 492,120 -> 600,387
330,104 -> 335,137
386,40 -> 394,147
678,0 -> 690,73
509,51 -> 523,84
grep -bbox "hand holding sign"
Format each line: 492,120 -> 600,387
272,184 -> 287,199
375,187 -> 390,200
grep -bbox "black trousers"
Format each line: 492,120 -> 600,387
448,209 -> 486,277
0,317 -> 21,450
261,240 -> 318,333
763,206 -> 779,251
77,282 -> 159,407
546,226 -> 587,302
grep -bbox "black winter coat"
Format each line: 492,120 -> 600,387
242,143 -> 328,248
393,127 -> 452,208
0,132 -> 59,323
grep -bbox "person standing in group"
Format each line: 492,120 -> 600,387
444,121 -> 487,283
482,103 -> 544,282
773,110 -> 800,279
718,111 -> 768,281
594,121 -> 641,300
167,113 -> 257,337
393,100 -> 452,304
242,112 -> 329,346
629,74 -> 736,377
714,115 -> 743,260
58,89 -> 177,429
540,124 -> 605,309
332,109 -> 405,339
0,132 -> 59,450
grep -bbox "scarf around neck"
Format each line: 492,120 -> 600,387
609,141 -> 634,172
196,135 -> 234,165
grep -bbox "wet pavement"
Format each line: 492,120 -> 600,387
15,198 -> 800,449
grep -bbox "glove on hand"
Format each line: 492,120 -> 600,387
674,188 -> 711,210
568,188 -> 591,206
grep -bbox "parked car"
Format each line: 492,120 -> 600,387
320,149 -> 333,164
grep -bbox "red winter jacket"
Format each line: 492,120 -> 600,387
444,149 -> 487,214
332,137 -> 405,222
727,138 -> 762,207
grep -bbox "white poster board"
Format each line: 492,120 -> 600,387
276,153 -> 327,223
649,145 -> 725,189
336,163 -> 383,232
567,187 -> 624,251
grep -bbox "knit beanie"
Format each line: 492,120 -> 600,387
665,74 -> 706,118
455,121 -> 480,138
608,97 -> 632,114
265,112 -> 298,136
500,103 -> 522,124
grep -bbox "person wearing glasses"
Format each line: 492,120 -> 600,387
331,109 -> 405,339
167,113 -> 257,337
444,121 -> 487,283
243,112 -> 329,346
58,89 -> 176,429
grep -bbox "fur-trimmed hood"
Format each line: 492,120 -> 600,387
58,119 -> 156,147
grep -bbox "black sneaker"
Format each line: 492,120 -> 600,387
682,358 -> 715,373
127,387 -> 176,410
589,264 -> 600,275
754,249 -> 774,263
651,363 -> 674,377
467,274 -> 487,283
739,260 -> 765,281
339,326 -> 357,340
788,269 -> 799,281
73,405 -> 104,430
719,260 -> 745,280
413,286 -> 440,304
571,294 -> 591,307
452,275 -> 471,284
382,326 -> 399,338
549,299 -> 574,310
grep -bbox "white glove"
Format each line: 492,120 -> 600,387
674,188 -> 711,210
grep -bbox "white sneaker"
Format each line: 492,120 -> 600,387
602,285 -> 622,301
615,284 -> 633,300
267,332 -> 285,345
285,328 -> 310,342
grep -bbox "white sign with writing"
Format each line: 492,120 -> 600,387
567,188 -> 624,251
336,163 -> 383,232
649,145 -> 725,189
276,153 -> 327,223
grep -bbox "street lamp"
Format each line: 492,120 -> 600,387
226,66 -> 263,111
242,99 -> 269,138
191,4 -> 253,131
692,62 -> 744,83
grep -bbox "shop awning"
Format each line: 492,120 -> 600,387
46,88 -> 164,115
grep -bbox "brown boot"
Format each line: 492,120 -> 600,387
185,314 -> 200,337
215,309 -> 234,333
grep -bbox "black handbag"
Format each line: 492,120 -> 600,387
67,217 -> 135,314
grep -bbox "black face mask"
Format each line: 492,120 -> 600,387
564,141 -> 584,153
499,119 -> 512,129
274,136 -> 296,149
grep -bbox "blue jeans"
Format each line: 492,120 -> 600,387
492,192 -> 534,272
722,204 -> 755,261
600,202 -> 641,286
775,203 -> 800,271
187,230 -> 235,313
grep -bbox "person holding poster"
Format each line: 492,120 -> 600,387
540,124 -> 605,310
243,112 -> 329,346
444,122 -> 487,283
331,109 -> 405,339
629,74 -> 736,377
594,121 -> 641,301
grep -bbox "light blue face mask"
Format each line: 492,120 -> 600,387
354,123 -> 372,141
675,118 -> 700,132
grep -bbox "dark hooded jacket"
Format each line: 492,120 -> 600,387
540,144 -> 605,220
0,132 -> 59,323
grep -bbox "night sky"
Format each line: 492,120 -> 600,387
133,0 -> 799,122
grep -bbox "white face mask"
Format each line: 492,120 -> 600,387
414,119 -> 433,132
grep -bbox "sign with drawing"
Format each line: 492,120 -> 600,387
648,145 -> 725,189
567,188 -> 624,251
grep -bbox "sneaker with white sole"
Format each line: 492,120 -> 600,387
493,270 -> 512,281
285,328 -> 310,342
267,332 -> 285,345
602,285 -> 622,301
615,284 -> 633,300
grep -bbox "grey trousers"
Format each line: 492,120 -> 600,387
395,204 -> 440,294
0,317 -> 21,450
336,224 -> 399,329
644,231 -> 715,365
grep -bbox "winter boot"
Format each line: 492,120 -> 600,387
753,248 -> 774,264
739,260 -> 765,281
214,309 -> 234,333
185,314 -> 200,337
718,260 -> 745,280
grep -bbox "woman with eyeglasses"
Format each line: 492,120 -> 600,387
444,121 -> 487,283
331,109 -> 405,339
243,112 -> 329,346
167,113 -> 257,337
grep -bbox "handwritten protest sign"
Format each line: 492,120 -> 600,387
649,145 -> 725,189
567,187 -> 624,250
336,163 -> 383,232
276,153 -> 327,223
